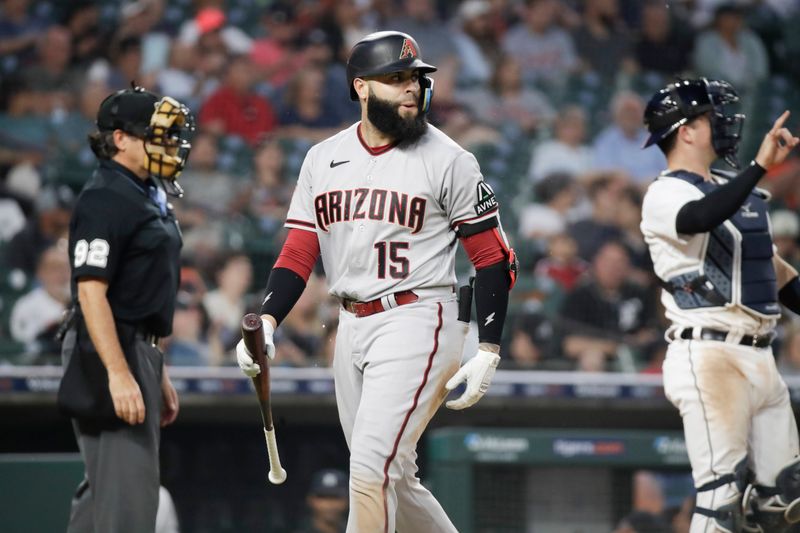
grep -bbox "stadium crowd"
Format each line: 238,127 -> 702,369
2,0 -> 800,377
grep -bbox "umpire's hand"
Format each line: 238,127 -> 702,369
755,110 -> 800,169
108,367 -> 146,425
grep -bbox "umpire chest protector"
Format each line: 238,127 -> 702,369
660,170 -> 780,318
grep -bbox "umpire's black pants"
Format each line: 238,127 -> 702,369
62,328 -> 163,533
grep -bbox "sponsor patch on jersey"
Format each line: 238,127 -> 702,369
474,181 -> 497,216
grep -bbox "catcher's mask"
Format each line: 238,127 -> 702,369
643,78 -> 744,168
96,86 -> 195,195
346,31 -> 437,114
143,95 -> 195,197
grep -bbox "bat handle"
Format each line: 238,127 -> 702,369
264,427 -> 287,484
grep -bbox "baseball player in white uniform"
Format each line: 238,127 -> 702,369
236,31 -> 516,532
641,78 -> 800,532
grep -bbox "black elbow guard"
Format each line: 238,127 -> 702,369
259,267 -> 307,325
474,261 -> 511,345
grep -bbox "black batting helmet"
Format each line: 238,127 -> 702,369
346,31 -> 437,112
643,78 -> 744,168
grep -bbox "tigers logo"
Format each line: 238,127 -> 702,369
399,38 -> 417,59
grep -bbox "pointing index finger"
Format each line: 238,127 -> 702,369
773,110 -> 791,132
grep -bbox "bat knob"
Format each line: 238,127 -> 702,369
269,468 -> 287,485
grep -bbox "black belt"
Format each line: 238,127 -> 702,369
678,327 -> 775,348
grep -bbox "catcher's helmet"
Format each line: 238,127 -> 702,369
643,78 -> 744,168
346,31 -> 437,113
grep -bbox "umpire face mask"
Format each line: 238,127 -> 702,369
143,96 -> 196,197
366,88 -> 428,144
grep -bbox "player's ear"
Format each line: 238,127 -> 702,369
353,78 -> 369,102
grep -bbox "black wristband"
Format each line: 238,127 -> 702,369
474,261 -> 510,345
779,275 -> 800,314
259,267 -> 307,325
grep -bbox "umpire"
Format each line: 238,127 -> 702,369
57,86 -> 194,532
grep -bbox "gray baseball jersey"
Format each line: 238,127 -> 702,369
285,122 -> 499,301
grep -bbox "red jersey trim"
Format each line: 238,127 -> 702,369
460,228 -> 507,269
273,228 -> 320,282
357,123 -> 399,155
381,302 -> 442,533
285,218 -> 316,229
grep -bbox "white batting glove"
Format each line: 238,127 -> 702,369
235,317 -> 276,377
445,349 -> 500,410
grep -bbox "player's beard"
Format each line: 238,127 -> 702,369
366,90 -> 428,144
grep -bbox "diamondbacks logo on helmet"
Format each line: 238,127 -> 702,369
399,38 -> 417,59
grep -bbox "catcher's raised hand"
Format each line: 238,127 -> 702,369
755,110 -> 800,169
236,316 -> 276,377
445,348 -> 500,410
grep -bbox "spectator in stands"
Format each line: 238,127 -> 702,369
165,289 -> 213,366
203,253 -> 253,355
278,67 -> 349,142
560,241 -> 658,371
452,0 -> 498,88
9,245 -> 69,356
178,6 -> 252,56
571,0 -> 636,81
384,0 -> 459,77
0,76 -> 50,150
634,0 -> 693,76
616,185 -> 653,285
155,42 -> 216,111
0,0 -> 50,75
177,132 -> 242,217
115,0 -> 171,77
506,310 -> 557,370
428,68 -> 501,149
567,173 -> 625,261
501,0 -> 577,88
527,105 -> 592,182
592,91 -> 667,184
778,325 -> 800,376
51,80 -> 109,161
294,468 -> 349,533
518,172 -> 580,240
5,184 -> 73,277
323,0 -> 371,57
199,54 -> 278,146
87,34 -> 147,90
534,233 -> 588,292
459,54 -> 555,138
235,138 -> 292,238
22,26 -> 81,114
273,273 -> 327,367
772,209 -> 800,271
302,28 -> 358,123
693,3 -> 769,93
64,1 -> 107,70
250,3 -> 305,89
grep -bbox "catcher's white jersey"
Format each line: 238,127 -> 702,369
285,122 -> 499,301
641,173 -> 777,336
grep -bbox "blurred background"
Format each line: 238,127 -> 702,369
1,0 -> 800,531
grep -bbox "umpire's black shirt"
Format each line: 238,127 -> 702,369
68,159 -> 182,337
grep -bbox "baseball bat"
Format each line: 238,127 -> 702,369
241,313 -> 287,485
